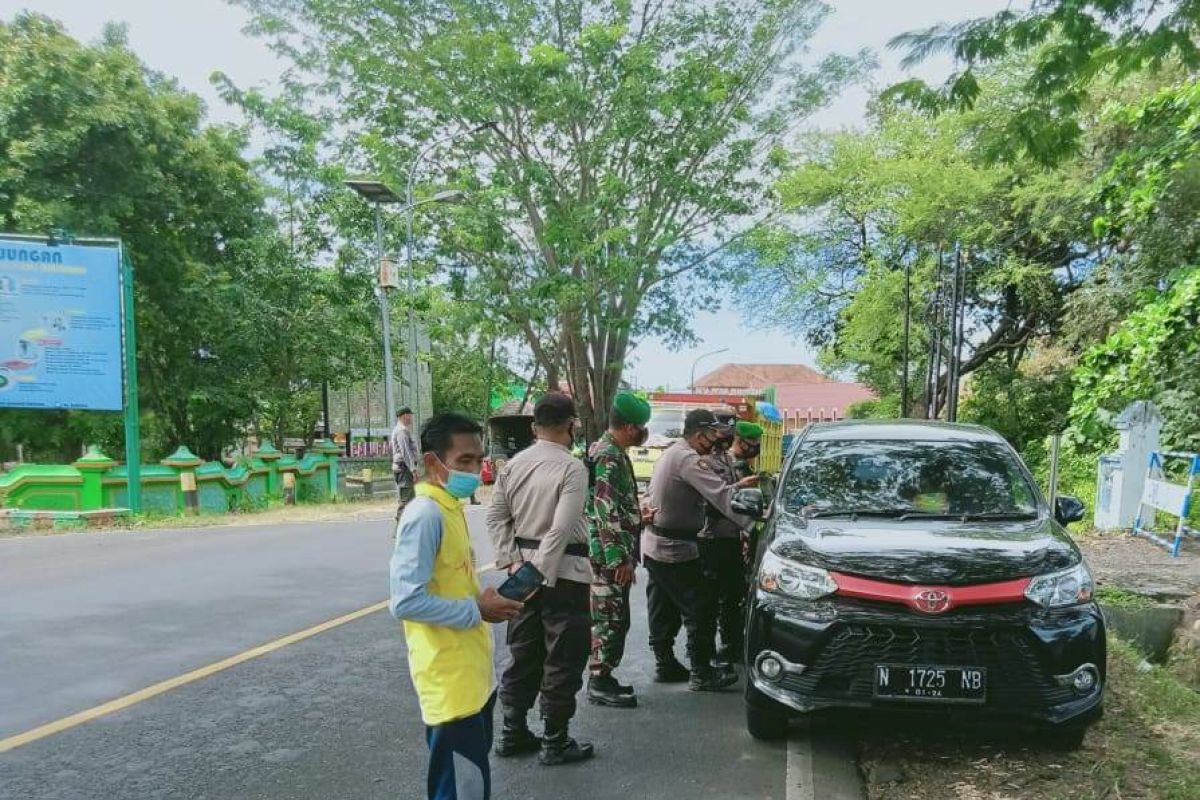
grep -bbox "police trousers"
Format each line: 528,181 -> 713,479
499,578 -> 590,724
644,556 -> 716,672
699,537 -> 747,655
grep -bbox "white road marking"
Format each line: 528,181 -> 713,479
786,735 -> 816,800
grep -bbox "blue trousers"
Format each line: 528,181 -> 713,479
425,692 -> 495,800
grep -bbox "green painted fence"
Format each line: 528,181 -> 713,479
0,440 -> 342,515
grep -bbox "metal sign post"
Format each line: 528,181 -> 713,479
120,246 -> 142,512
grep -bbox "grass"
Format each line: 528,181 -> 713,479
861,634 -> 1200,800
1095,585 -> 1155,609
0,496 -> 397,538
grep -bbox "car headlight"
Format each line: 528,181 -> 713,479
758,549 -> 837,600
1024,562 -> 1094,608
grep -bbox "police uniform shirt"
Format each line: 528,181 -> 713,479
641,440 -> 753,564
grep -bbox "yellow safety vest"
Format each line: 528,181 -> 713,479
403,482 -> 493,725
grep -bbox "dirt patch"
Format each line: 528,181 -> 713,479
1075,529 -> 1200,598
859,639 -> 1200,800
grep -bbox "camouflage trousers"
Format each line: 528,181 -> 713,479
589,572 -> 632,677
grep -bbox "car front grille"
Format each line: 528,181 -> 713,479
781,623 -> 1077,709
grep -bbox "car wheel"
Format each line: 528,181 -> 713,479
1040,725 -> 1088,751
746,700 -> 789,741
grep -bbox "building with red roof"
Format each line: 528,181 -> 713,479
773,382 -> 876,430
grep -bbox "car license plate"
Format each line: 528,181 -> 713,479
874,664 -> 986,703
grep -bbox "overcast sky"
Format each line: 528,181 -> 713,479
3,0 -> 1009,388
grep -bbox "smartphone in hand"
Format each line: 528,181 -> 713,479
498,561 -> 544,602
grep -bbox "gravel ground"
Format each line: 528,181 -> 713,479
1075,528 -> 1200,597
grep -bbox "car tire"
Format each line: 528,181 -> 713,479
746,701 -> 790,741
1040,724 -> 1089,751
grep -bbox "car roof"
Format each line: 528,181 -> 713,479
802,420 -> 1007,444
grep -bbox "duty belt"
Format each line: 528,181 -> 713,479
515,537 -> 589,558
648,525 -> 701,542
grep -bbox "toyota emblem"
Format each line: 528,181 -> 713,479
913,589 -> 951,614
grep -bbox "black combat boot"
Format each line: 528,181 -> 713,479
587,673 -> 637,708
494,711 -> 541,757
689,666 -> 739,692
653,649 -> 690,683
539,719 -> 596,766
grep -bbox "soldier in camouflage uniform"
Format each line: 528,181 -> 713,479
585,393 -> 652,709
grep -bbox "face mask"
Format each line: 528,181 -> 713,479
742,443 -> 761,459
634,426 -> 649,446
435,456 -> 482,499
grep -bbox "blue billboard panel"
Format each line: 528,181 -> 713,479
0,239 -> 124,411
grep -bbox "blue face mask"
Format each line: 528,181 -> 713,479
436,456 -> 481,499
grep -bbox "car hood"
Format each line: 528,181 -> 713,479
770,511 -> 1080,585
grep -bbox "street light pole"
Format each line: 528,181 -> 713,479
405,122 -> 497,431
690,347 -> 730,392
374,202 -> 398,424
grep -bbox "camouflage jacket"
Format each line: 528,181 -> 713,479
586,432 -> 641,570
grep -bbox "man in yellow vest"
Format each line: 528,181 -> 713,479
390,413 -> 524,800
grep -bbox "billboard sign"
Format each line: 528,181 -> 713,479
0,238 -> 124,410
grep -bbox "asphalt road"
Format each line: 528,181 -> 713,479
0,511 -> 862,800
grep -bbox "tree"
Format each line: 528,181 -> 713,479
234,0 -> 869,435
887,0 -> 1200,164
0,14 -> 265,459
736,91 -> 1095,417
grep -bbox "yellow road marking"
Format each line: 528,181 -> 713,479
0,600 -> 389,754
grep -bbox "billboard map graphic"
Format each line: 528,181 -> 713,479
0,239 -> 124,411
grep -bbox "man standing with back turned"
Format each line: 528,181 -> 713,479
643,409 -> 759,691
488,393 -> 595,766
391,407 -> 419,521
585,392 -> 653,709
390,413 -> 523,800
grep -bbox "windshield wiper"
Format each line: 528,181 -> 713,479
957,511 -> 1039,521
807,508 -> 913,520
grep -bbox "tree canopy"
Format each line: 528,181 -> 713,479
234,0 -> 869,434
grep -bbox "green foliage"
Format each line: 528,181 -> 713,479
1070,267 -> 1200,450
845,396 -> 900,419
887,0 -> 1200,164
234,0 -> 869,435
959,358 -> 1074,454
738,95 -> 1093,417
0,15 -> 256,459
0,14 -> 381,462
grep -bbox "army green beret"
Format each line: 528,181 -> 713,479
735,420 -> 764,440
613,392 -> 651,425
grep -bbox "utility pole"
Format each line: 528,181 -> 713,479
901,257 -> 911,418
946,247 -> 962,421
950,248 -> 968,422
927,247 -> 945,419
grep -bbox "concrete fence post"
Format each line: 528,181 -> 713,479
162,446 -> 204,515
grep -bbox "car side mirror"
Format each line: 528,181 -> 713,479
732,487 -> 766,519
1054,495 -> 1086,526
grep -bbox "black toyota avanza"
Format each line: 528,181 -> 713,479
745,421 -> 1104,748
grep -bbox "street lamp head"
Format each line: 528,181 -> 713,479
345,178 -> 403,204
430,189 -> 468,204
471,121 -> 499,134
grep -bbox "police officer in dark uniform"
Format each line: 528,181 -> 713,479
699,420 -> 764,668
641,409 -> 759,691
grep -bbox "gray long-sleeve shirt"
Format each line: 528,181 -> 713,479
641,440 -> 753,563
487,439 -> 591,587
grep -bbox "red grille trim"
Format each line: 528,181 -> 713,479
830,572 -> 1032,614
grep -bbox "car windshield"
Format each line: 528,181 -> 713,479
782,438 -> 1039,518
647,410 -> 685,439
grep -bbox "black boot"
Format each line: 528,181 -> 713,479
654,650 -> 690,683
689,667 -> 739,692
539,719 -> 595,766
494,711 -> 541,757
588,673 -> 637,708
